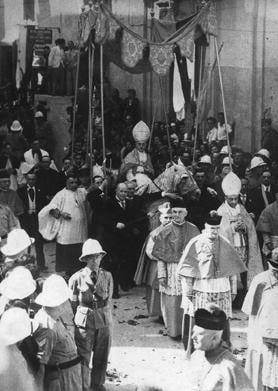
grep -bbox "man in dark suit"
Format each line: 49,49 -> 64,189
239,177 -> 253,213
186,168 -> 221,231
247,168 -> 275,223
126,181 -> 149,283
36,155 -> 64,204
102,182 -> 135,298
17,172 -> 47,270
86,175 -> 107,241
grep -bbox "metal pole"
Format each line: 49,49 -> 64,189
148,101 -> 157,153
100,43 -> 106,163
71,47 -> 81,160
88,44 -> 95,180
214,37 -> 232,169
159,76 -> 173,162
193,46 -> 204,164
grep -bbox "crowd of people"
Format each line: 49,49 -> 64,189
1,83 -> 278,391
32,39 -> 79,96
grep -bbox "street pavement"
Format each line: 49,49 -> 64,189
43,242 -> 248,391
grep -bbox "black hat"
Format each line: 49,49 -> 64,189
0,169 -> 9,179
206,213 -> 222,226
195,306 -> 227,331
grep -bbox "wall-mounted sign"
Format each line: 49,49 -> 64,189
27,27 -> 53,45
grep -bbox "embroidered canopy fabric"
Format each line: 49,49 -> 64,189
78,1 -> 217,76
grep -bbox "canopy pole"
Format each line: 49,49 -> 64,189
214,36 -> 232,170
100,43 -> 106,163
148,101 -> 157,153
88,43 -> 95,181
71,47 -> 81,160
159,76 -> 173,162
192,46 -> 204,164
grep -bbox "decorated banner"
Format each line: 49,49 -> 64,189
121,30 -> 145,68
95,11 -> 110,44
149,44 -> 174,76
77,1 -> 217,75
178,30 -> 195,62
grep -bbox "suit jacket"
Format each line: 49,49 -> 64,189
102,197 -> 134,253
36,168 -> 64,202
247,185 -> 276,223
0,155 -> 20,169
17,185 -> 46,215
18,185 -> 48,236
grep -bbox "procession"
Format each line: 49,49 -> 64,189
0,1 -> 278,390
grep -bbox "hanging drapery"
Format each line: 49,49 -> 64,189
173,54 -> 185,121
199,1 -> 217,36
77,1 -> 217,75
149,44 -> 174,76
121,30 -> 146,68
108,19 -> 120,41
95,11 -> 109,44
178,30 -> 195,62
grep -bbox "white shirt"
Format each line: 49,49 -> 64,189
24,148 -> 49,165
27,185 -> 36,214
217,122 -> 232,141
207,127 -> 218,143
48,46 -> 64,68
262,184 -> 270,193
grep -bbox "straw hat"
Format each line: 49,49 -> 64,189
1,229 -> 34,257
79,239 -> 106,262
132,121 -> 150,142
0,308 -> 32,346
0,266 -> 36,300
221,171 -> 241,196
199,155 -> 212,165
35,274 -> 71,307
10,120 -> 23,132
250,156 -> 267,170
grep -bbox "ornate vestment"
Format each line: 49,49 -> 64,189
217,202 -> 263,287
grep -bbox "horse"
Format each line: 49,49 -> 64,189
126,163 -> 201,230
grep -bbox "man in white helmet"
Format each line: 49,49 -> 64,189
68,239 -> 113,391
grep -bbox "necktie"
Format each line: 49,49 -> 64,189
120,200 -> 125,209
91,271 -> 97,285
265,187 -> 271,203
28,187 -> 35,202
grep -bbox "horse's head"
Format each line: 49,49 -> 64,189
155,164 -> 201,200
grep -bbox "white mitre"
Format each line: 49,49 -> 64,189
132,120 -> 150,142
221,171 -> 241,196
